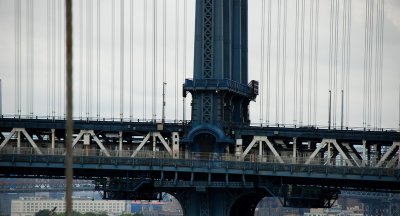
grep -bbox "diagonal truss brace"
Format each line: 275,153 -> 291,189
71,130 -> 110,157
0,128 -> 42,155
242,136 -> 284,163
305,139 -> 353,166
376,142 -> 400,168
131,132 -> 172,158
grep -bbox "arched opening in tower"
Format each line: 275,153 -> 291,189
193,132 -> 217,153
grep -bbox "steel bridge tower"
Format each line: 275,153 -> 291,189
184,0 -> 258,153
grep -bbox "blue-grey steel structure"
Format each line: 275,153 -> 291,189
183,0 -> 258,154
1,0 -> 400,215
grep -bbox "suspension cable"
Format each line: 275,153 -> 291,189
175,0 -> 180,122
260,0 -> 265,125
345,0 -> 351,128
97,0 -> 101,120
313,0 -> 320,126
299,0 -> 305,126
111,0 -> 115,119
143,0 -> 147,120
120,0 -> 124,121
266,0 -> 271,126
308,0 -> 314,126
162,0 -> 167,123
183,0 -> 187,123
52,0 -> 56,118
46,0 -> 50,118
86,0 -> 92,119
15,0 -> 21,117
293,0 -> 299,126
130,0 -> 134,121
152,0 -> 157,121
276,0 -> 281,126
58,0 -> 62,118
79,0 -> 83,119
282,0 -> 287,126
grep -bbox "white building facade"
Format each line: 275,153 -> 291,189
11,197 -> 127,216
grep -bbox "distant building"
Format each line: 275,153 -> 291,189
11,197 -> 127,216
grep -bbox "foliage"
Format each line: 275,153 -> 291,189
35,210 -> 51,216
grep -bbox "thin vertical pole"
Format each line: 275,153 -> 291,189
65,0 -> 73,216
328,90 -> 332,130
341,90 -> 344,130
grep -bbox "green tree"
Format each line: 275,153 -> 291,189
35,210 -> 51,216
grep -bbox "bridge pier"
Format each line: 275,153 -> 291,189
176,189 -> 266,216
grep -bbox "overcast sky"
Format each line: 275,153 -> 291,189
0,0 -> 399,130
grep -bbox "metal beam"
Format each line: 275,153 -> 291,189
305,140 -> 328,165
331,140 -> 353,166
376,142 -> 400,168
131,133 -> 151,157
89,131 -> 111,157
0,128 -> 17,152
20,128 -> 42,155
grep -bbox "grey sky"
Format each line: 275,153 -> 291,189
0,0 -> 399,129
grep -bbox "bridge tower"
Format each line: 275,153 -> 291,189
183,0 -> 258,153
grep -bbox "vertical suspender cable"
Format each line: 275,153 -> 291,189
162,0 -> 166,123
143,0 -> 147,120
152,0 -> 157,121
260,0 -> 265,125
175,0 -> 180,122
79,0 -> 83,119
334,0 -> 340,129
276,0 -> 281,126
52,0 -> 56,118
374,0 -> 379,129
26,0 -> 30,117
266,0 -> 271,126
276,0 -> 281,125
379,0 -> 384,129
328,0 -> 334,128
47,0 -> 50,118
313,0 -> 319,126
308,0 -> 314,126
282,0 -> 287,126
31,0 -> 35,117
345,0 -> 351,128
130,0 -> 134,121
363,0 -> 368,129
299,0 -> 305,126
97,0 -> 101,120
59,0 -> 62,118
183,0 -> 187,123
368,0 -> 374,129
15,0 -> 21,117
111,0 -> 115,119
86,0 -> 92,119
120,0 -> 124,121
341,0 -> 347,130
293,0 -> 299,126
26,0 -> 31,117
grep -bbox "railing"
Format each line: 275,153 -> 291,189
184,78 -> 253,96
0,147 -> 398,170
1,114 -> 399,132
